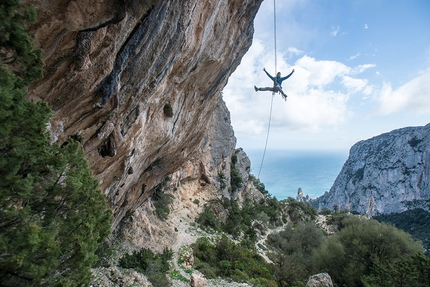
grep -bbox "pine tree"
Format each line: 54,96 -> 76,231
0,0 -> 113,285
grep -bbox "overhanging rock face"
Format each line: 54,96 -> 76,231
26,0 -> 262,226
313,124 -> 430,216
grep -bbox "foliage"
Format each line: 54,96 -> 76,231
169,269 -> 189,283
0,0 -> 43,87
267,221 -> 325,286
0,1 -> 113,285
151,177 -> 174,220
374,208 -> 430,251
0,136 -> 113,286
196,196 -> 286,241
192,236 -> 277,285
196,206 -> 221,231
285,197 -> 317,223
362,252 -> 430,287
163,103 -> 173,117
119,248 -> 173,287
313,216 -> 424,287
218,171 -> 226,190
319,207 -> 332,215
250,174 -> 268,195
325,208 -> 350,229
230,154 -> 243,193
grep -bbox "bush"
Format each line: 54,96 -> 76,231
250,174 -> 268,195
196,206 -> 221,231
191,236 -> 275,284
119,248 -> 172,287
374,208 -> 430,251
267,222 -> 325,285
152,178 -> 174,220
285,197 -> 317,223
361,252 -> 430,287
230,164 -> 243,193
163,103 -> 173,117
313,216 -> 424,287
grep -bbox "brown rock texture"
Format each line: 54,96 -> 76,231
190,272 -> 208,287
24,0 -> 262,227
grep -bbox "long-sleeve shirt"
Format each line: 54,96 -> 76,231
264,70 -> 294,88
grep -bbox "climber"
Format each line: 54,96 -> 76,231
254,68 -> 294,101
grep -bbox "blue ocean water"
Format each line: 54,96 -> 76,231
245,149 -> 348,200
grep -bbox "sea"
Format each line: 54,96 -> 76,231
245,149 -> 349,200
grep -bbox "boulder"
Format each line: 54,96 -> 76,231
306,273 -> 334,287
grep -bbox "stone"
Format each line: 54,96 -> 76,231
306,273 -> 334,287
190,272 -> 208,287
25,0 -> 263,228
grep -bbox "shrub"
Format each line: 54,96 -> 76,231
250,174 -> 268,195
151,178 -> 174,220
154,193 -> 174,220
313,216 -> 424,287
119,248 -> 172,287
163,103 -> 173,117
285,197 -> 317,223
230,163 -> 243,193
191,236 -> 275,284
218,172 -> 227,190
196,206 -> 221,231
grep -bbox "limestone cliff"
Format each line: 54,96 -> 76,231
313,123 -> 430,216
24,0 -> 263,227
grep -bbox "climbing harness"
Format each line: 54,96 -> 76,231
257,0 -> 278,179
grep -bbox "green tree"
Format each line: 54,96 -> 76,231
267,221 -> 325,286
313,216 -> 424,287
119,248 -> 172,287
0,1 -> 113,285
362,253 -> 430,287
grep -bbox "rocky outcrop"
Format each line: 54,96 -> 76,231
306,273 -> 334,287
25,0 -> 263,227
190,272 -> 208,287
313,123 -> 430,216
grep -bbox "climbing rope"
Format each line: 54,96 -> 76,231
257,0 -> 278,179
273,0 -> 278,73
257,93 -> 274,178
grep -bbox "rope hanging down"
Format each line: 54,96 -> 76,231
257,0 -> 278,179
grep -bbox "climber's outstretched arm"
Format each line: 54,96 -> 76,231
280,69 -> 295,81
263,68 -> 275,81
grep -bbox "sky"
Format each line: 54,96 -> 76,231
223,0 -> 430,155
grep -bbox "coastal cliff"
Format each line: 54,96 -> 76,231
24,0 -> 263,227
313,123 -> 430,216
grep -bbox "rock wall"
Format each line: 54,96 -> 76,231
24,0 -> 263,227
314,123 -> 430,216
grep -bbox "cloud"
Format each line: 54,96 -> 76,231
349,53 -> 361,60
295,55 -> 350,88
376,69 -> 430,115
364,24 -> 369,29
353,64 -> 376,74
286,47 -> 304,56
330,25 -> 340,37
342,76 -> 368,93
222,43 -> 376,146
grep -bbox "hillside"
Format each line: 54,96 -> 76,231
313,123 -> 430,216
4,1 -> 430,286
